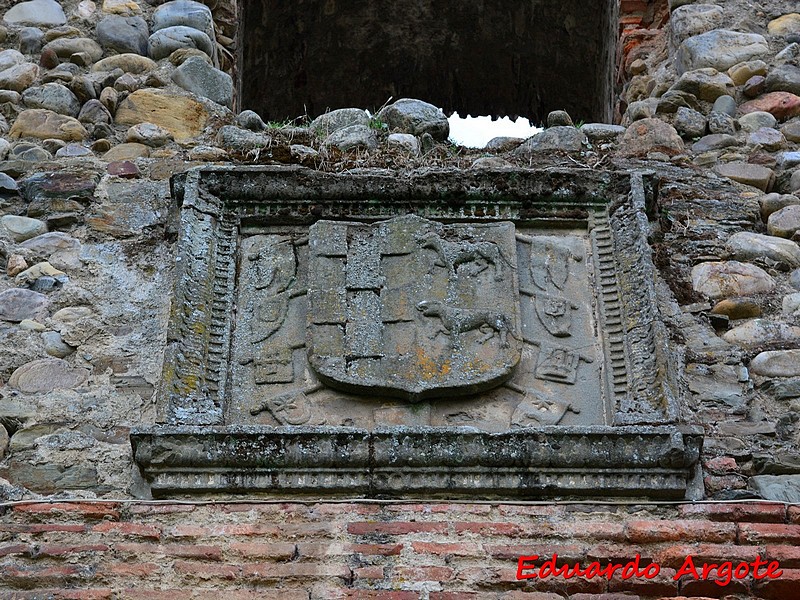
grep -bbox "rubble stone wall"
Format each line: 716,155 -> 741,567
0,0 -> 799,597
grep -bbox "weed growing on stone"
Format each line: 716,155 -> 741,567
368,115 -> 388,131
266,119 -> 294,129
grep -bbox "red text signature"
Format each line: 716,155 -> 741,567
517,553 -> 783,586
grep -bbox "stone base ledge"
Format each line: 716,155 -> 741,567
130,425 -> 703,499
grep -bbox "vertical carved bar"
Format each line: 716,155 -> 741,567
607,172 -> 679,425
158,171 -> 235,425
590,208 -> 630,421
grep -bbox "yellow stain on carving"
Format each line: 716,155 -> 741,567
180,374 -> 200,393
163,360 -> 200,394
415,347 -> 451,381
466,359 -> 490,373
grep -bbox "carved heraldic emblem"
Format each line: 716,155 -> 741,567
306,215 -> 522,400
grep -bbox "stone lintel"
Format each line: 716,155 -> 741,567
131,425 -> 703,499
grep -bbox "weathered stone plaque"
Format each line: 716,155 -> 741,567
131,166 -> 702,498
309,217 -> 521,399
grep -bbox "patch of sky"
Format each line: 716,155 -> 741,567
447,113 -> 542,148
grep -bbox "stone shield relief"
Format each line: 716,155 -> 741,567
307,216 -> 522,399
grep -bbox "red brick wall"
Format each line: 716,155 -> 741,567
617,0 -> 669,78
616,0 -> 669,121
619,0 -> 669,33
1,501 -> 797,599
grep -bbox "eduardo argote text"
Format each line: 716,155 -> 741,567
517,553 -> 783,586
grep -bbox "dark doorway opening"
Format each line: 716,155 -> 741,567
238,1 -> 617,125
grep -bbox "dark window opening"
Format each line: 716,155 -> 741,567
238,1 -> 618,125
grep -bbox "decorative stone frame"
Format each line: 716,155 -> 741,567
131,166 -> 702,498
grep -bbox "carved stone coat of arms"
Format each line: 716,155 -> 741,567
307,215 -> 522,400
132,167 -> 702,499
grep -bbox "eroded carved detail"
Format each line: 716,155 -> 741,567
590,210 -> 631,410
232,233 -> 322,424
524,235 -> 581,291
416,230 -> 513,280
531,292 -> 577,338
514,233 -> 593,396
505,382 -> 580,426
159,186 -> 235,425
416,300 -> 516,348
532,342 -> 594,385
250,383 -> 324,425
131,426 -> 704,499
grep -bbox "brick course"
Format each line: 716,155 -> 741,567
0,501 -> 793,599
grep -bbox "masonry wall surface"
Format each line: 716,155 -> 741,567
1,0 -> 800,598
